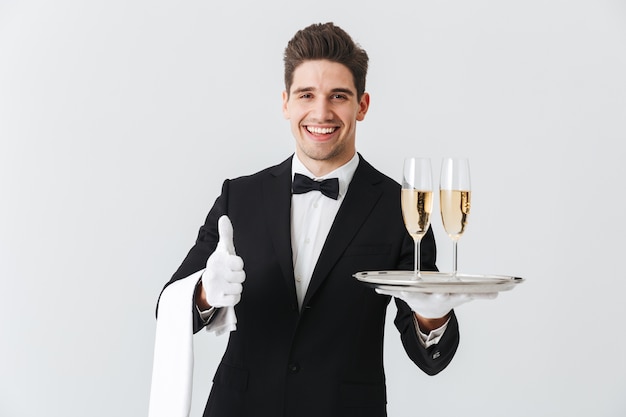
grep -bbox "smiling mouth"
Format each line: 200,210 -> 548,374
306,126 -> 338,135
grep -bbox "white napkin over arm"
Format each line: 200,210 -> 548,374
148,270 -> 202,417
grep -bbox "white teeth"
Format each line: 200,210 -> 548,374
307,126 -> 336,134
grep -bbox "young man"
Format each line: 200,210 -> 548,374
162,22 -> 481,417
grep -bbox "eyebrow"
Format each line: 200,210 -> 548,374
291,86 -> 355,96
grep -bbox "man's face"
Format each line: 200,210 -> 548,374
282,60 -> 369,176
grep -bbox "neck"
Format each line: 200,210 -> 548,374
295,151 -> 356,177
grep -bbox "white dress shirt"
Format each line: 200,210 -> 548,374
290,153 -> 358,308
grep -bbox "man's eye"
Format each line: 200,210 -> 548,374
300,93 -> 313,99
331,94 -> 347,100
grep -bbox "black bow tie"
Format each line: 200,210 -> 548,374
292,173 -> 340,200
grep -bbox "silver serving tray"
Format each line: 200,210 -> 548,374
354,271 -> 524,293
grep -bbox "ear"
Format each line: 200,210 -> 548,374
356,92 -> 370,121
282,90 -> 290,119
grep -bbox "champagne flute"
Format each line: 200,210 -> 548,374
439,157 -> 471,277
401,157 -> 434,279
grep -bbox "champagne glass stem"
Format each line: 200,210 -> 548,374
413,236 -> 423,279
451,240 -> 458,277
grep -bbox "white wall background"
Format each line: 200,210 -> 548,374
1,1 -> 625,416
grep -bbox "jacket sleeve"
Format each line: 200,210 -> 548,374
394,300 -> 460,375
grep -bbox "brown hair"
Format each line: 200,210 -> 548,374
283,22 -> 369,99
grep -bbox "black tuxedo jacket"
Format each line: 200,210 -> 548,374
167,154 -> 460,417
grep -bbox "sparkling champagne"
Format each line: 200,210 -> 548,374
401,189 -> 433,239
440,189 -> 471,241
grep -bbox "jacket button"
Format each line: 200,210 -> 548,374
432,350 -> 441,359
288,362 -> 300,373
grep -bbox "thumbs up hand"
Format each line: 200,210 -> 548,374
201,215 -> 246,308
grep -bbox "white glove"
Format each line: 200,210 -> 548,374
375,288 -> 498,319
201,215 -> 246,308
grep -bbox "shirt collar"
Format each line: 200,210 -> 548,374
292,152 -> 359,199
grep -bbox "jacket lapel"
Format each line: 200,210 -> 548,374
302,157 -> 384,307
262,156 -> 298,301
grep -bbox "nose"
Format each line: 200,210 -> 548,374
310,97 -> 333,121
